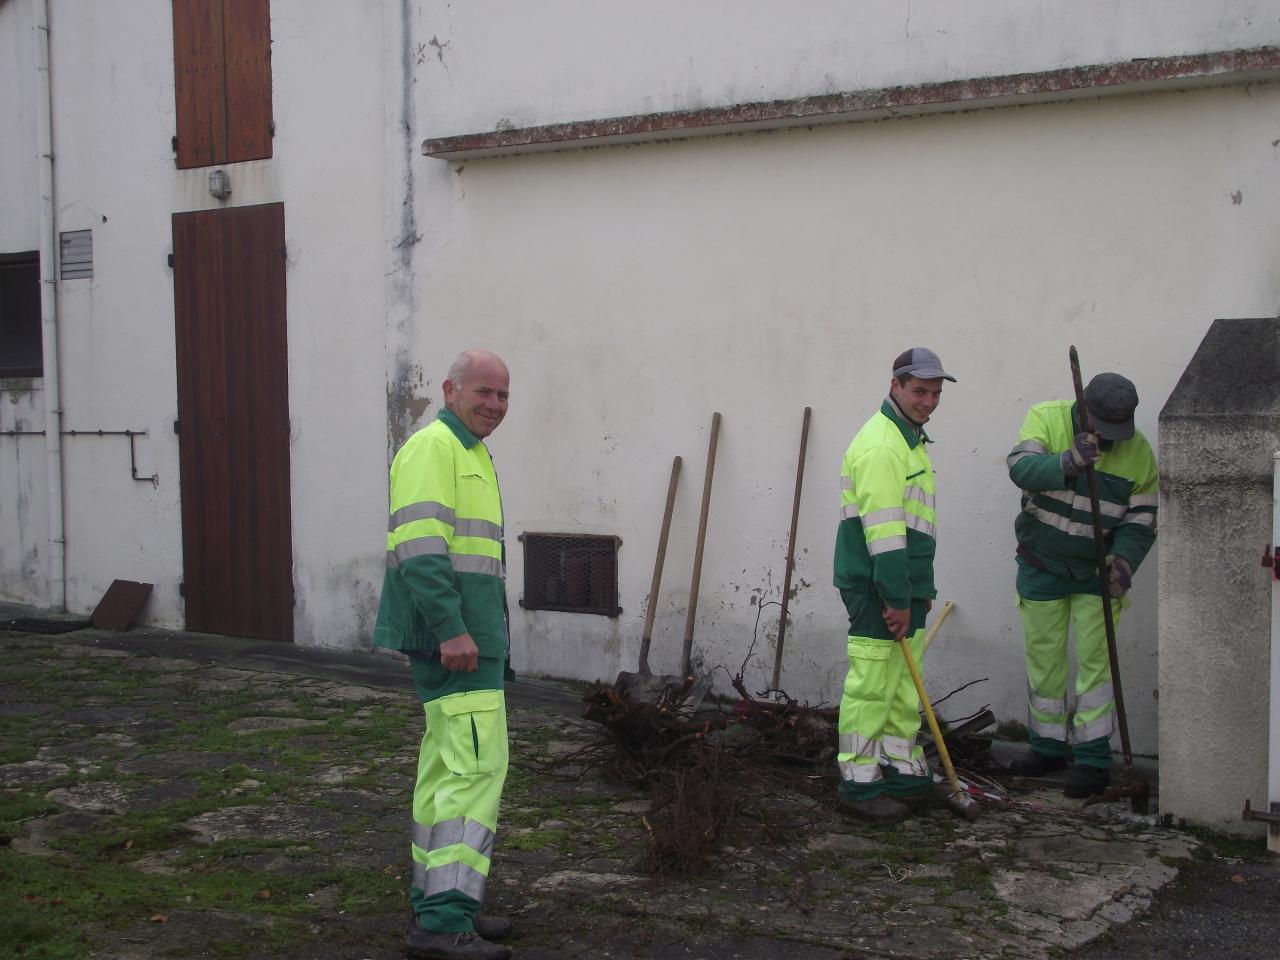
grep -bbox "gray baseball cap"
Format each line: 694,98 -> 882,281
1085,372 -> 1138,440
892,347 -> 957,382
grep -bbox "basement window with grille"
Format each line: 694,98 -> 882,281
519,533 -> 622,617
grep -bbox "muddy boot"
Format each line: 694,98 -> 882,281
472,915 -> 513,941
405,919 -> 512,960
1007,751 -> 1067,777
838,794 -> 911,822
1063,764 -> 1109,799
407,911 -> 512,945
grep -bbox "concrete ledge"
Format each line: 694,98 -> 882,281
423,46 -> 1280,160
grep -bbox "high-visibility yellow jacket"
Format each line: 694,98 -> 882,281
833,399 -> 939,610
373,409 -> 508,658
1007,399 -> 1157,582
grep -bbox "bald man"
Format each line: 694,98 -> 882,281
375,350 -> 514,960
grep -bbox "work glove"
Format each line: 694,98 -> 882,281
1059,432 -> 1100,476
1104,555 -> 1132,598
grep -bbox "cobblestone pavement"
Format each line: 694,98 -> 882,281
0,623 -> 1257,960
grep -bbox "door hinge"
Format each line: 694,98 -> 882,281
268,120 -> 276,136
177,581 -> 185,597
172,419 -> 180,434
171,135 -> 178,153
167,253 -> 174,268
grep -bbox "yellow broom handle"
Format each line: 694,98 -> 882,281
899,617 -> 963,794
921,600 -> 955,654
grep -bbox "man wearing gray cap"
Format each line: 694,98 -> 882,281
1005,373 -> 1158,798
834,347 -> 956,821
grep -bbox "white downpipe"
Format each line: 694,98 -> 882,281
1270,452 -> 1280,854
34,0 -> 65,612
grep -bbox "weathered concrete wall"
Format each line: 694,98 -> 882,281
0,0 -> 37,249
1158,317 -> 1278,834
5,2 -> 1280,777
0,382 -> 48,605
417,0 -> 1280,138
0,0 -> 43,604
0,2 -> 387,645
406,49 -> 1280,755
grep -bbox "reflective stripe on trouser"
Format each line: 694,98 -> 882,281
1017,593 -> 1124,768
836,630 -> 930,801
411,689 -> 509,933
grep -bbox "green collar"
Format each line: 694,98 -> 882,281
881,398 -> 930,448
437,408 -> 480,449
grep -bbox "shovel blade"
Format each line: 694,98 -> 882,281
614,669 -> 683,704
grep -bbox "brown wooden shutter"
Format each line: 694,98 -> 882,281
224,0 -> 273,163
173,0 -> 227,169
172,0 -> 272,168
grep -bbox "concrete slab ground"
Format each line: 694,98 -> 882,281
0,605 -> 1275,959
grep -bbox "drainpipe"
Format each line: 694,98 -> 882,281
34,0 -> 65,612
1270,452 -> 1280,853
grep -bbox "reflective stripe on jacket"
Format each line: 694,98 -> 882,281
374,409 -> 508,657
1007,399 -> 1157,581
833,399 -> 938,609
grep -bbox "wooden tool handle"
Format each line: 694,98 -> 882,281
1068,345 -> 1132,769
771,406 -> 811,689
682,413 -> 720,675
638,456 -> 681,673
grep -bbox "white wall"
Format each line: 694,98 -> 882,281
407,75 -> 1280,754
0,1 -> 388,644
271,1 -> 388,647
5,1 -> 1280,764
416,0 -> 1280,137
0,0 -> 44,603
0,0 -> 37,249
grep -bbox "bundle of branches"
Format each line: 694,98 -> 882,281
582,682 -> 736,874
728,675 -> 838,768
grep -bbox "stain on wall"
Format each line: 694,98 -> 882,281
292,557 -> 383,649
0,388 -> 48,604
386,0 -> 425,460
387,362 -> 433,452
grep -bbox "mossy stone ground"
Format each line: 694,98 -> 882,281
0,632 -> 1261,960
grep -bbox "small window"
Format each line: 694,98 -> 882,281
520,533 -> 621,617
60,230 -> 93,280
0,252 -> 42,378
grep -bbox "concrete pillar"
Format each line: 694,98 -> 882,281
1158,317 -> 1278,834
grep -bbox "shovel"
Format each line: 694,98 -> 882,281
1069,345 -> 1150,814
614,456 -> 685,702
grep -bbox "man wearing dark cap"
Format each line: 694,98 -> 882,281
834,347 -> 956,821
1005,372 -> 1158,798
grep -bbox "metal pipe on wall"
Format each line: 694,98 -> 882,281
34,0 -> 66,611
1270,451 -> 1279,854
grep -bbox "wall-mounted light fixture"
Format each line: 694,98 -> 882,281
208,169 -> 232,201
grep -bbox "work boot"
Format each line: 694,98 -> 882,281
472,914 -> 513,941
899,780 -> 950,811
405,919 -> 511,960
1006,751 -> 1067,777
406,911 -> 512,943
837,794 -> 911,822
1063,764 -> 1109,799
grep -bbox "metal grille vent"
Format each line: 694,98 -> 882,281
519,533 -> 621,617
60,230 -> 93,280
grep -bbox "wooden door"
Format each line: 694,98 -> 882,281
172,203 -> 293,641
